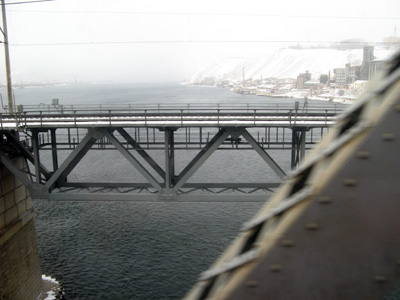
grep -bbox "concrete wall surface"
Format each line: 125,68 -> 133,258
0,157 -> 43,300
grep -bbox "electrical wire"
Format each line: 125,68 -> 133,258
3,0 -> 55,5
5,8 -> 400,20
9,40 -> 400,47
4,3 -> 398,47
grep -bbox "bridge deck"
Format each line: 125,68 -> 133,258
0,103 -> 344,200
0,103 -> 342,129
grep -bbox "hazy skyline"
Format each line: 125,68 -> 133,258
1,0 -> 399,83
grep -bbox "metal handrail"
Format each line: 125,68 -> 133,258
0,107 -> 344,116
1,102 -> 344,115
0,103 -> 343,130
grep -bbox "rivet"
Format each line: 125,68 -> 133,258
270,264 -> 282,272
382,133 -> 395,141
357,150 -> 370,160
245,280 -> 258,288
373,275 -> 387,283
318,196 -> 332,204
281,239 -> 295,247
343,178 -> 357,186
305,222 -> 319,231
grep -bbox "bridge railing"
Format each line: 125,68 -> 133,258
0,103 -> 345,129
2,102 -> 344,114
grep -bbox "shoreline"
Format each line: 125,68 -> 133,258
185,83 -> 356,105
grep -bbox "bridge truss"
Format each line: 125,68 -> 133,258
0,104 -> 341,201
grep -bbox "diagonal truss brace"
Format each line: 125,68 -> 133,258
239,128 -> 286,179
18,126 -> 287,198
4,131 -> 51,180
104,130 -> 164,193
44,128 -> 101,191
0,150 -> 34,193
172,128 -> 232,193
116,128 -> 165,179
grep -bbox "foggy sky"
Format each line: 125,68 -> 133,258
1,0 -> 399,84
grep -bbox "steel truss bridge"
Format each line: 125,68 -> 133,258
0,103 -> 343,201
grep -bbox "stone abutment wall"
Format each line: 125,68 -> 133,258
0,157 -> 42,300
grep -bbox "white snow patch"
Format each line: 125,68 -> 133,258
189,46 -> 397,84
42,275 -> 58,284
43,291 -> 56,300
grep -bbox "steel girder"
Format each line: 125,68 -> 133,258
1,125 -> 289,200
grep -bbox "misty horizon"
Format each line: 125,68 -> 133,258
0,0 -> 399,84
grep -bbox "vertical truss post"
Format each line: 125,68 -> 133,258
291,128 -> 300,169
291,129 -> 297,169
165,128 -> 175,192
199,127 -> 202,148
300,128 -> 306,161
50,128 -> 58,172
291,128 -> 307,169
31,129 -> 41,184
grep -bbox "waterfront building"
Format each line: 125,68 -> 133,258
334,64 -> 360,85
368,60 -> 385,79
360,46 -> 375,80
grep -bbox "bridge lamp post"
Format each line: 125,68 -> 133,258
0,0 -> 13,113
0,0 -> 55,113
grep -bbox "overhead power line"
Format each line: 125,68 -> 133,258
5,8 -> 400,20
4,0 -> 54,5
8,40 -> 400,47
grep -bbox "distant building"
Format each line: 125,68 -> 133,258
299,71 -> 311,81
368,60 -> 385,79
335,67 -> 347,85
296,75 -> 305,89
349,80 -> 368,91
296,71 -> 311,89
320,74 -> 329,84
360,46 -> 374,80
304,80 -> 321,89
334,64 -> 360,85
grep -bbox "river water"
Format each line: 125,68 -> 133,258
6,83 -> 344,300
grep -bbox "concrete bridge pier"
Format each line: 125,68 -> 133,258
0,156 -> 43,300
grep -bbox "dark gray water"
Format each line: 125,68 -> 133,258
34,200 -> 262,300
6,83 -> 345,299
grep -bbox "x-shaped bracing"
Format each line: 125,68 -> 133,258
39,127 -> 285,196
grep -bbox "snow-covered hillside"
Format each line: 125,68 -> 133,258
188,46 -> 396,85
